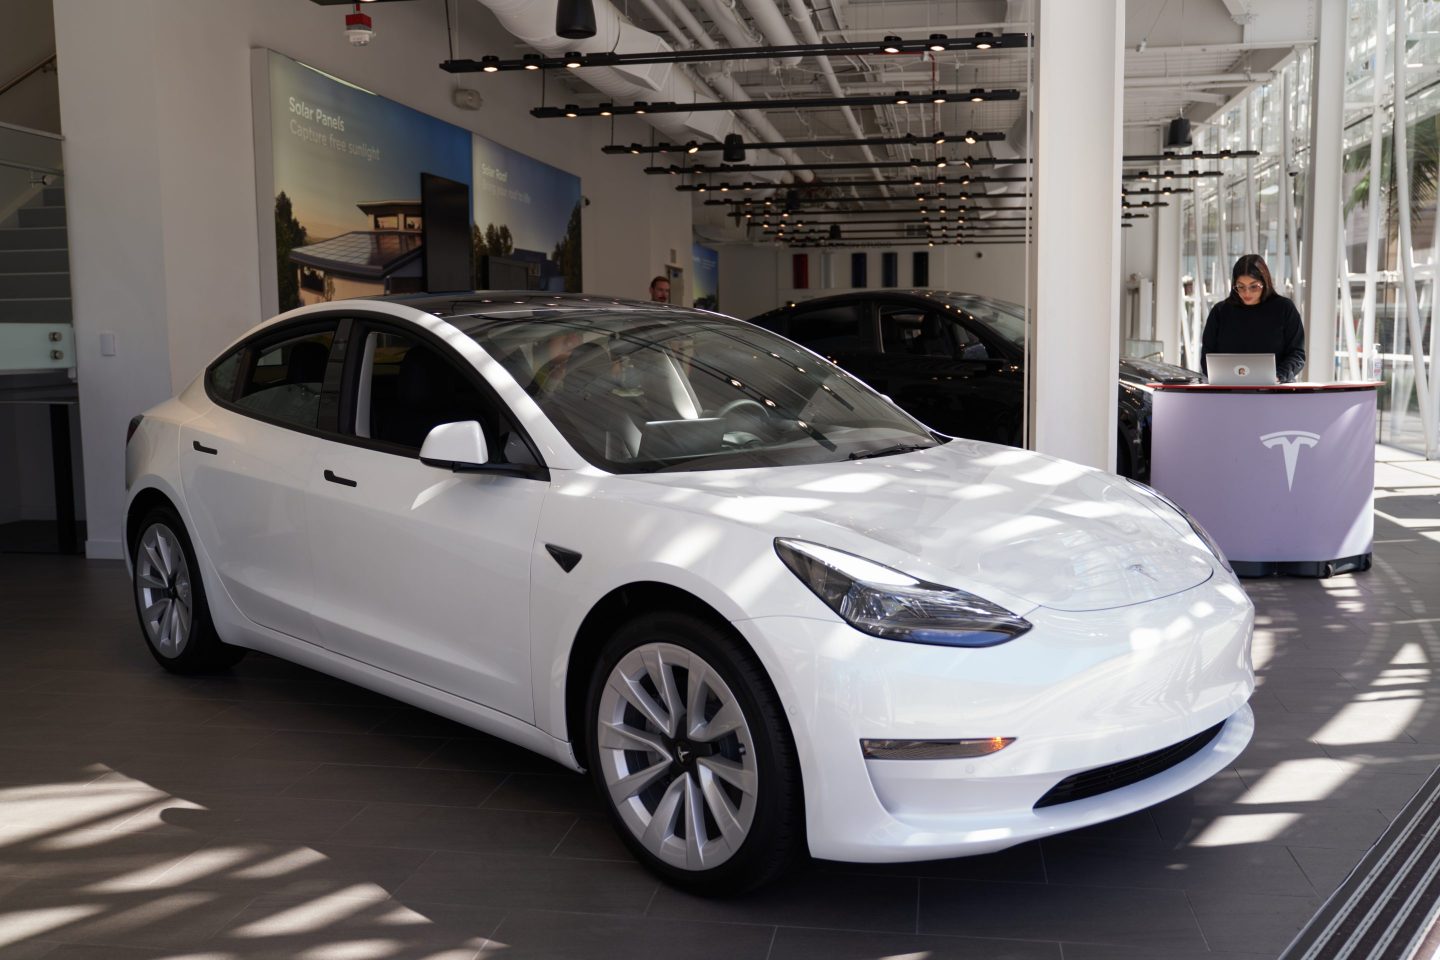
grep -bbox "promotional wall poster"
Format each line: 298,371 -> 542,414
692,242 -> 719,310
263,50 -> 582,310
472,134 -> 582,294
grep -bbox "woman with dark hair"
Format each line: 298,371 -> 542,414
1199,254 -> 1307,382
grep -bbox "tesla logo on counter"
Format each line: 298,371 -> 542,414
1260,430 -> 1321,491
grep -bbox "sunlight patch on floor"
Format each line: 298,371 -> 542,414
1189,812 -> 1301,847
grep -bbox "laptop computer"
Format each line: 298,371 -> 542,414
1207,353 -> 1278,386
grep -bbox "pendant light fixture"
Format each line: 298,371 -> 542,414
555,0 -> 596,40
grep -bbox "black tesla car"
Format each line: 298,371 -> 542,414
749,290 -> 1201,480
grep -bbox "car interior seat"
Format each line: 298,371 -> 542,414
287,339 -> 330,389
375,346 -> 489,449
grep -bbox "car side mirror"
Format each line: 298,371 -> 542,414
419,421 -> 489,471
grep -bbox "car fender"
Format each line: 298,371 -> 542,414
529,475 -> 804,740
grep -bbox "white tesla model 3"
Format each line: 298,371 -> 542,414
125,294 -> 1254,894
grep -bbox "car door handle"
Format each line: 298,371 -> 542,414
323,469 -> 358,488
192,441 -> 218,455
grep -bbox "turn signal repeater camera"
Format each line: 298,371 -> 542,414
344,5 -> 374,46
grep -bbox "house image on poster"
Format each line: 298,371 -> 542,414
289,200 -> 427,304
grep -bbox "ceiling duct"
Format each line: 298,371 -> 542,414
473,0 -> 811,182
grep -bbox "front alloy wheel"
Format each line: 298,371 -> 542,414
596,641 -> 759,871
586,612 -> 802,895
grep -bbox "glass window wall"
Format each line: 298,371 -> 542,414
1179,2 -> 1439,454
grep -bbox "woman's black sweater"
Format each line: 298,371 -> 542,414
1200,295 -> 1307,382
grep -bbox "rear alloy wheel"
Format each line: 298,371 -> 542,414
586,612 -> 801,894
132,507 -> 245,673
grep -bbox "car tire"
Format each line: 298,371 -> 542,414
585,610 -> 803,895
131,507 -> 246,674
1116,432 -> 1134,478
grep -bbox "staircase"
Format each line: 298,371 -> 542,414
0,183 -> 70,325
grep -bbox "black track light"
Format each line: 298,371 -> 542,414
522,54 -> 542,70
480,55 -> 501,73
974,32 -> 995,50
969,88 -> 986,102
556,0 -> 597,40
928,34 -> 948,52
895,91 -> 911,105
882,35 -> 902,54
563,52 -> 583,68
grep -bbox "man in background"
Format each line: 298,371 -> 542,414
649,275 -> 671,303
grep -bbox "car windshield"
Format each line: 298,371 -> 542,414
945,295 -> 1028,347
464,309 -> 941,474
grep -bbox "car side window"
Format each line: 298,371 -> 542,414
786,304 -> 868,355
206,349 -> 242,402
232,326 -> 337,429
880,307 -> 978,359
353,328 -> 537,465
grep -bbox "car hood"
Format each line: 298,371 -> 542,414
624,440 -> 1214,613
1119,357 -> 1203,385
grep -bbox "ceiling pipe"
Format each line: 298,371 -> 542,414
658,0 -> 716,49
738,0 -> 803,65
633,0 -> 691,49
472,0 -> 799,176
785,0 -> 892,194
692,0 -> 757,48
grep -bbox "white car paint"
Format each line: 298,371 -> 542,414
125,296 -> 1255,864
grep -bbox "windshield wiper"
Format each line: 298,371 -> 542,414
847,442 -> 935,461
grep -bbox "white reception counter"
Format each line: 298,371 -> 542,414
1149,382 -> 1378,578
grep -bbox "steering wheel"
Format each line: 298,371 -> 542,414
716,398 -> 772,424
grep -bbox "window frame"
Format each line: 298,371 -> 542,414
335,315 -> 548,477
203,311 -> 548,479
203,317 -> 348,439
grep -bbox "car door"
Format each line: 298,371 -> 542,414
179,320 -> 342,643
305,319 -> 546,721
870,301 -> 1022,443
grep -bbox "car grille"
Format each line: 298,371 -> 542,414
1033,721 -> 1225,809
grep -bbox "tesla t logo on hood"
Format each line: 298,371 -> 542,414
1260,430 -> 1321,491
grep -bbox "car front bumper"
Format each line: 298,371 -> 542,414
733,572 -> 1255,862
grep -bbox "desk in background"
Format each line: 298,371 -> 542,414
1149,382 -> 1377,578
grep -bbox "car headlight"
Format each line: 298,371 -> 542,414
774,539 -> 1032,647
1125,479 -> 1233,574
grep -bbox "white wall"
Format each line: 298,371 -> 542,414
717,242 -> 1029,321
54,0 -> 692,558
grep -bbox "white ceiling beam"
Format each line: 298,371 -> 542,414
1216,0 -> 1257,25
1125,39 -> 1312,56
1126,72 -> 1272,86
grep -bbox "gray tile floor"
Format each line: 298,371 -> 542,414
1,448 -> 1438,959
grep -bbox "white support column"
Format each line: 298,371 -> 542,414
1300,0 -> 1346,384
1189,192 -> 1209,370
1279,72 -> 1295,293
1032,0 -> 1122,470
1392,0 -> 1437,456
1360,0 -> 1386,386
1156,167 -> 1182,365
1244,94 -> 1258,255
